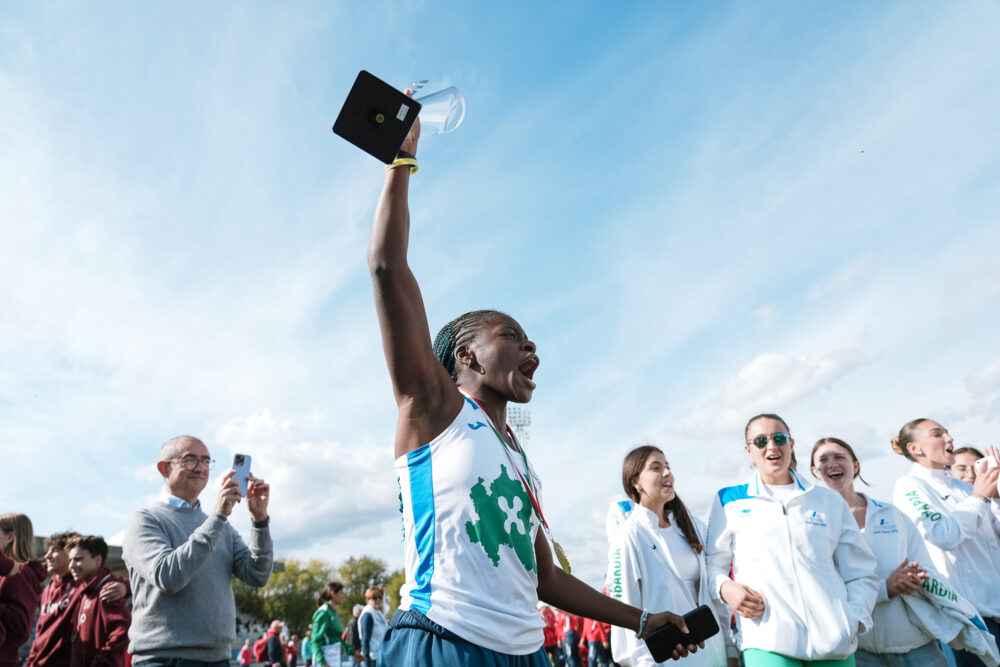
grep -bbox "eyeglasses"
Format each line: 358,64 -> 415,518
748,433 -> 790,449
164,455 -> 216,471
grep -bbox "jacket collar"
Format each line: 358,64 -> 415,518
865,493 -> 886,510
909,461 -> 958,491
747,467 -> 810,497
165,494 -> 201,510
862,493 -> 890,522
630,502 -> 669,530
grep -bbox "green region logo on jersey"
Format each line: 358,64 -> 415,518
466,464 -> 536,573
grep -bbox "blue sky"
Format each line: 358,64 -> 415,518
2,1 -> 999,586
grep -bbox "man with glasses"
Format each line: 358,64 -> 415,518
123,435 -> 274,667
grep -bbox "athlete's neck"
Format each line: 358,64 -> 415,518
836,486 -> 866,509
458,384 -> 513,449
760,470 -> 793,485
639,498 -> 671,528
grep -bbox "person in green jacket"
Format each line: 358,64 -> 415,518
312,582 -> 353,666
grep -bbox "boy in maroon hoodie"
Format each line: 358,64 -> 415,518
26,531 -> 128,667
0,512 -> 47,667
66,536 -> 130,667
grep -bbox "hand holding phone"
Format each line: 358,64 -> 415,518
644,605 -> 719,663
974,455 -> 998,477
231,454 -> 252,497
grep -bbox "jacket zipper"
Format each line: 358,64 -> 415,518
780,500 -> 813,653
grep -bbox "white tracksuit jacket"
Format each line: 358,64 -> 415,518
893,463 -> 1000,621
706,469 -> 879,661
608,505 -> 735,667
856,495 -> 941,654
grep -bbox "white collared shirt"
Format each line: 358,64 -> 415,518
165,494 -> 201,511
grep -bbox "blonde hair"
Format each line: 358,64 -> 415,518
0,513 -> 36,562
891,418 -> 930,461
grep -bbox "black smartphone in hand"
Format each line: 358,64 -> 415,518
644,605 -> 719,662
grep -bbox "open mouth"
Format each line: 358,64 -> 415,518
828,471 -> 844,479
518,355 -> 539,381
945,445 -> 954,454
766,454 -> 782,463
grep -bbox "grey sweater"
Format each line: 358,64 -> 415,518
123,502 -> 273,663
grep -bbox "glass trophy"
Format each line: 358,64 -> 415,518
411,80 -> 466,135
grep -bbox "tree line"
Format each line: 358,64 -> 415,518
233,556 -> 405,635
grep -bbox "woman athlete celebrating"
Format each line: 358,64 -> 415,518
706,414 -> 879,667
367,105 -> 700,665
891,420 -> 1000,666
810,437 -> 952,667
610,445 -> 737,667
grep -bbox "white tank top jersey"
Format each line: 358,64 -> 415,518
395,393 -> 545,655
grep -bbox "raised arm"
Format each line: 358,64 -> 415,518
366,114 -> 462,455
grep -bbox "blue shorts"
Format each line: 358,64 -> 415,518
379,608 -> 550,667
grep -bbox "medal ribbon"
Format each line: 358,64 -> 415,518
457,387 -> 572,573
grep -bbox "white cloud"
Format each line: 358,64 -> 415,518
674,348 -> 872,438
211,409 -> 399,547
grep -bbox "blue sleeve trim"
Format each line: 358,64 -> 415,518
406,445 -> 435,614
718,484 -> 751,507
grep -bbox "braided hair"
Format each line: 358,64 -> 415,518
433,310 -> 507,380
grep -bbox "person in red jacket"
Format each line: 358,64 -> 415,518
582,616 -> 611,667
67,536 -> 130,667
239,638 -> 254,666
1,513 -> 47,667
561,612 -> 585,667
285,635 -> 299,667
25,531 -> 128,667
538,603 -> 563,666
253,634 -> 269,665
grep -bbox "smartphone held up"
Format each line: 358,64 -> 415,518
232,453 -> 252,497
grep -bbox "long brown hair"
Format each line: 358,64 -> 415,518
0,513 -> 36,563
622,445 -> 703,554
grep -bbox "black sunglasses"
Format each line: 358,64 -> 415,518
748,433 -> 790,448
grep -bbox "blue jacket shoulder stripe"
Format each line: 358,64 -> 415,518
718,484 -> 751,507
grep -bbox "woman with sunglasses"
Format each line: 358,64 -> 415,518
368,99 -> 700,666
706,414 -> 879,667
609,445 -> 737,667
359,587 -> 387,667
891,419 -> 1000,666
811,437 -> 952,667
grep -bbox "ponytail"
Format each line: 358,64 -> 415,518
892,418 -> 929,461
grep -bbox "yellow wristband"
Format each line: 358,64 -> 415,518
385,158 -> 418,175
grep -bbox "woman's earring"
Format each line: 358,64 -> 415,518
913,448 -> 924,456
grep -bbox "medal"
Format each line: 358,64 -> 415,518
458,387 -> 572,573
